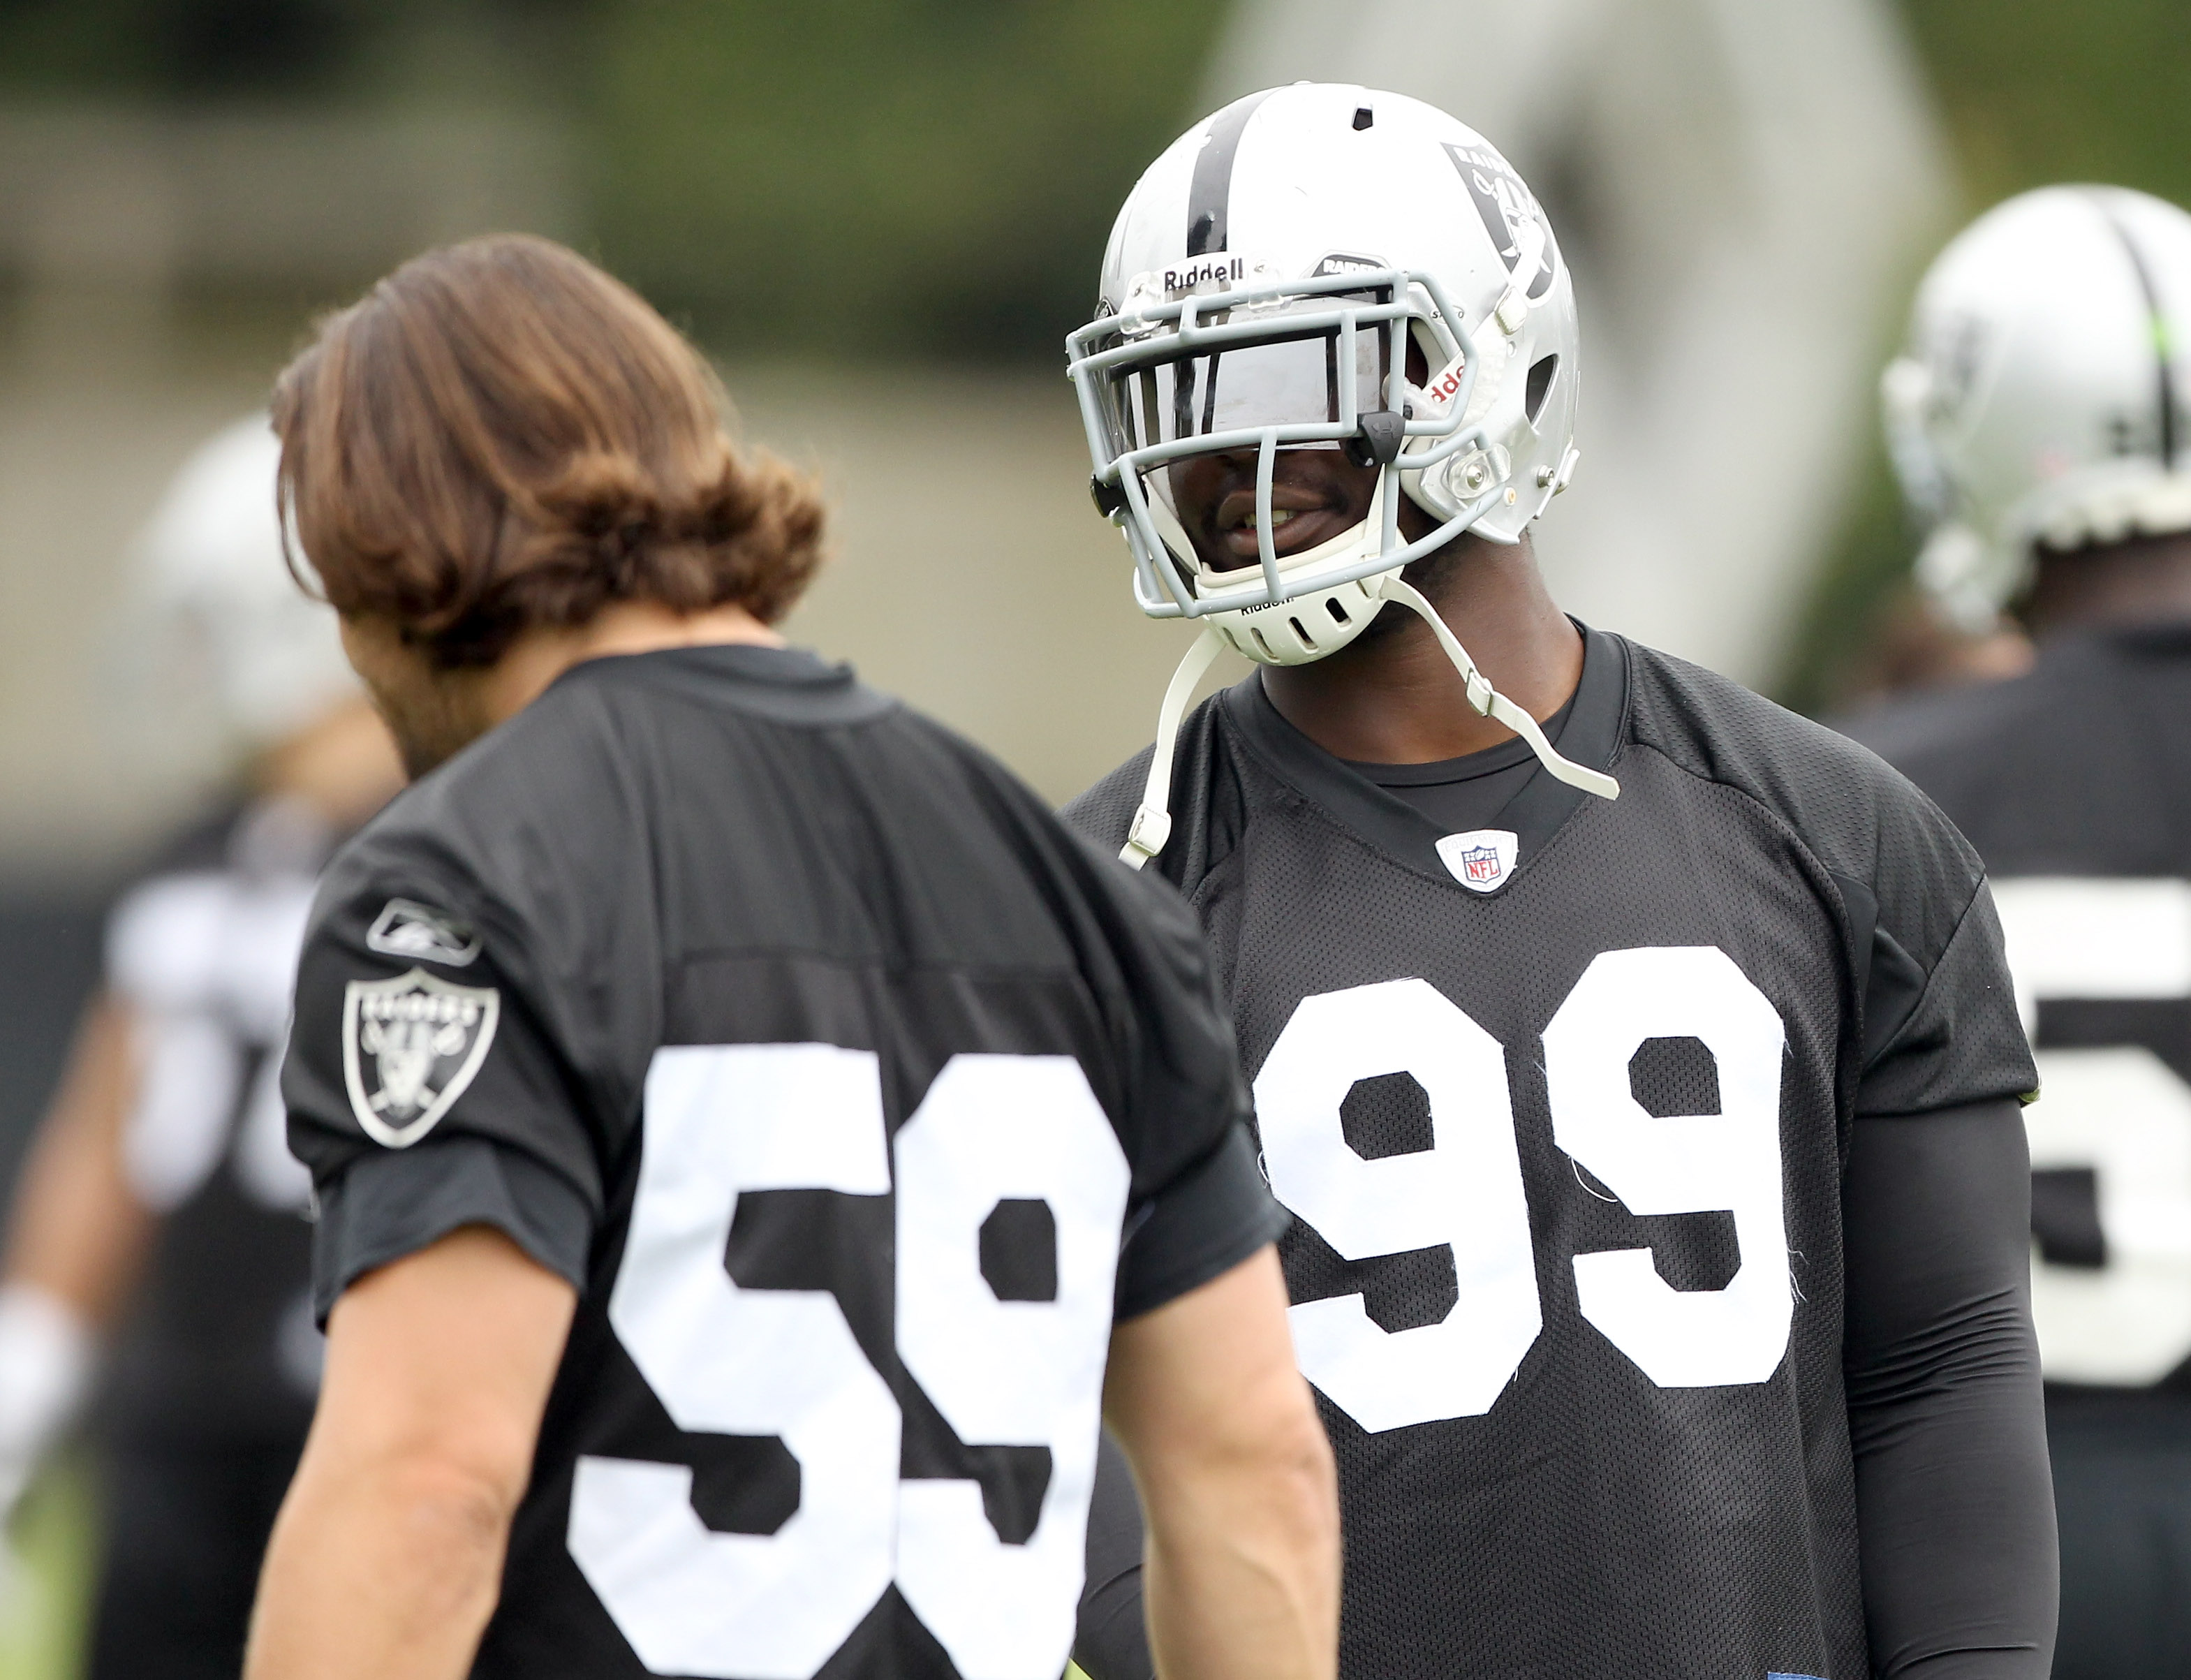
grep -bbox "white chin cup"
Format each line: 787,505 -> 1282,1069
1166,469 -> 1399,665
1209,570 -> 1392,665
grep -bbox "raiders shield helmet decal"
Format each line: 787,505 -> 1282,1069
342,968 -> 500,1148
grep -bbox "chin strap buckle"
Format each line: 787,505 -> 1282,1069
1492,217 -> 1549,337
1121,804 -> 1173,868
1380,577 -> 1619,803
1118,626 -> 1228,871
1493,284 -> 1530,336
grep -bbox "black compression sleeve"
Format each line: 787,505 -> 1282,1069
1843,1099 -> 2057,1679
1075,1430 -> 1155,1680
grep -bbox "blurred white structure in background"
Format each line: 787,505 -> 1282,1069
1207,0 -> 1953,686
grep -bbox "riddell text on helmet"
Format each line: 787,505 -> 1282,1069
1162,256 -> 1248,293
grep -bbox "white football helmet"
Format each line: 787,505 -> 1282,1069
1884,186 -> 2191,631
1065,83 -> 1611,867
130,415 -> 359,757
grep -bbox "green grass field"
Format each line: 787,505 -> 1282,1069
0,1476 -> 1100,1680
0,1461 -> 92,1680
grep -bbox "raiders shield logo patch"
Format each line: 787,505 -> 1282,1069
342,968 -> 500,1148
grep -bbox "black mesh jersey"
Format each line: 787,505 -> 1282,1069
1065,628 -> 2037,1680
101,797 -> 337,1447
1845,624 -> 2191,1395
281,643 -> 1281,1680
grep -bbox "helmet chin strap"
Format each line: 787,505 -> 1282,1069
1378,575 -> 1619,802
1120,625 -> 1227,869
1119,578 -> 1616,871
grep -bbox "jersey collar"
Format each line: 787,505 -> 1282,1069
552,642 -> 899,726
1220,621 -> 1630,892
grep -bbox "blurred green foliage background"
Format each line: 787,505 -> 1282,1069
1,0 -> 2188,709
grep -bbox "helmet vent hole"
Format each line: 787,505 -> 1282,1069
1288,616 -> 1317,650
1352,107 -> 1374,131
1525,355 -> 1559,424
1251,626 -> 1275,659
1326,598 -> 1350,626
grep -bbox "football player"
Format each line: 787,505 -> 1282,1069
242,234 -> 1338,1680
1847,185 -> 2191,1680
1061,84 -> 2056,1680
0,415 -> 401,1677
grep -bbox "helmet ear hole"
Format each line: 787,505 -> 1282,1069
1525,355 -> 1559,424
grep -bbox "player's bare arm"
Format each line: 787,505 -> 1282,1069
246,1226 -> 575,1680
0,995 -> 145,1540
1,997 -> 149,1327
1105,1246 -> 1338,1680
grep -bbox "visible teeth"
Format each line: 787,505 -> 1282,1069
1243,510 -> 1297,531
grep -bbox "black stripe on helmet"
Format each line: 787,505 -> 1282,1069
1186,90 -> 1276,258
2092,193 -> 2179,467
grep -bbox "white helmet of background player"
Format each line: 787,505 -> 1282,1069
1884,186 -> 2191,631
131,415 -> 357,757
1065,83 -> 1609,866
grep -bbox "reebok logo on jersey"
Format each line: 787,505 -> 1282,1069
1436,827 -> 1518,893
342,968 -> 499,1149
367,897 -> 481,966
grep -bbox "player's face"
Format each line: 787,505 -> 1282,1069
1166,446 -> 1380,574
1166,444 -> 1440,580
337,615 -> 489,781
1165,337 -> 1435,575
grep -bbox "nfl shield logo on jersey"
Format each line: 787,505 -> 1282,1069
341,968 -> 500,1148
1435,827 -> 1520,894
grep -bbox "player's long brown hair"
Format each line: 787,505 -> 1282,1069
272,234 -> 825,668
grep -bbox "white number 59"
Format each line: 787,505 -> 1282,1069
569,1044 -> 1129,1680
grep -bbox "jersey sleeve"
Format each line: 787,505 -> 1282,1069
281,836 -> 605,1311
1616,644 -> 2038,1121
1853,860 -> 2038,1119
311,1135 -> 593,1321
1092,857 -> 1287,1317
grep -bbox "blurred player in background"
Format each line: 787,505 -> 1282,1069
1064,84 -> 2056,1680
244,235 -> 1336,1680
0,415 -> 403,1679
1848,186 -> 2191,1680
